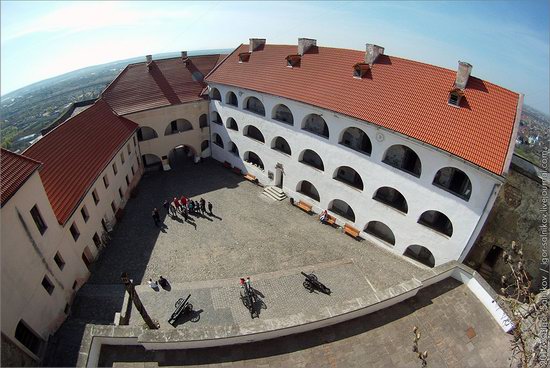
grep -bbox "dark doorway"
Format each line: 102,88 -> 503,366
484,245 -> 503,268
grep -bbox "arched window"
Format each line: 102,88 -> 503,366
302,114 -> 329,139
418,210 -> 453,237
165,119 -> 193,135
201,140 -> 209,152
333,166 -> 364,191
229,142 -> 239,156
271,136 -> 292,155
244,151 -> 264,170
328,199 -> 355,222
404,245 -> 435,268
372,187 -> 408,213
339,127 -> 372,155
226,117 -> 238,131
364,221 -> 395,245
199,114 -> 208,128
244,97 -> 265,116
213,133 -> 224,148
137,126 -> 158,141
212,111 -> 222,125
272,104 -> 294,125
382,145 -> 422,177
210,87 -> 221,101
299,149 -> 324,171
142,154 -> 162,169
226,91 -> 238,107
243,125 -> 265,143
433,167 -> 472,200
296,180 -> 320,202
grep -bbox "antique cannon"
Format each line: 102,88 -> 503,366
168,294 -> 193,326
301,272 -> 331,295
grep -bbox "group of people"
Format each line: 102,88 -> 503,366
151,196 -> 215,226
147,275 -> 169,290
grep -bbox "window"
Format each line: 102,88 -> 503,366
299,149 -> 324,171
433,167 -> 472,201
272,104 -> 294,125
112,163 -> 118,175
364,221 -> 396,245
103,174 -> 109,188
133,136 -> 136,146
244,97 -> 265,116
302,114 -> 329,138
118,188 -> 123,200
120,152 -> 125,164
372,187 -> 408,213
243,125 -> 265,143
125,175 -> 129,186
212,111 -> 223,125
213,133 -> 224,148
15,321 -> 43,355
30,205 -> 47,235
72,280 -> 78,290
92,189 -> 100,205
418,210 -> 453,237
226,117 -> 239,131
243,151 -> 264,170
339,127 -> 372,155
333,166 -> 364,191
210,87 -> 221,101
80,206 -> 89,223
93,233 -> 101,248
64,303 -> 70,315
127,144 -> 131,155
271,136 -> 292,155
69,223 -> 80,241
111,201 -> 116,214
199,114 -> 208,128
54,252 -> 65,270
131,166 -> 135,176
226,91 -> 238,107
41,276 -> 54,295
448,93 -> 460,106
353,63 -> 370,79
382,145 -> 422,177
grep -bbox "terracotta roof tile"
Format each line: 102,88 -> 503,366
24,99 -> 138,224
0,148 -> 42,207
206,44 -> 520,175
103,54 -> 224,115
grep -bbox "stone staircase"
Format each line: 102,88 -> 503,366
262,186 -> 287,201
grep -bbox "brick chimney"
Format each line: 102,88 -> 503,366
455,61 -> 473,90
249,38 -> 266,52
298,38 -> 316,55
365,44 -> 384,66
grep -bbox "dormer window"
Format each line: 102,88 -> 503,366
286,54 -> 301,68
238,52 -> 251,63
353,63 -> 370,79
448,88 -> 464,107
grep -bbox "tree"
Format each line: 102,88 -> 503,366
499,241 -> 548,368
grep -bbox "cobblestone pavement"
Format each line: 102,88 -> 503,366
100,279 -> 511,368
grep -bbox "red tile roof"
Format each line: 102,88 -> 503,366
0,148 -> 42,207
24,99 -> 138,224
103,54 -> 224,115
206,44 -> 520,175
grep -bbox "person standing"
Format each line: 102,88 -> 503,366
181,195 -> 187,208
152,208 -> 160,226
208,201 -> 213,215
163,200 -> 170,214
183,206 -> 189,222
200,198 -> 206,215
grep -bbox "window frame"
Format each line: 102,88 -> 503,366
30,205 -> 47,235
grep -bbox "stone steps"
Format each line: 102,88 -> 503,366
262,186 -> 287,201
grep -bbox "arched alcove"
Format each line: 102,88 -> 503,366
333,166 -> 364,191
433,167 -> 472,200
364,221 -> 395,245
404,245 -> 435,268
298,149 -> 324,171
339,127 -> 372,155
302,114 -> 329,139
271,136 -> 292,155
372,187 -> 408,213
382,145 -> 422,177
418,210 -> 453,237
328,199 -> 355,222
296,180 -> 320,202
272,104 -> 294,125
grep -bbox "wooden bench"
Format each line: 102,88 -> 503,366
244,173 -> 257,183
344,224 -> 361,239
232,167 -> 242,175
223,161 -> 232,169
296,200 -> 313,213
325,214 -> 337,226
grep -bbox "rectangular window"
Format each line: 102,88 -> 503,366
15,321 -> 43,355
127,144 -> 131,155
30,205 -> 47,235
80,206 -> 89,223
111,201 -> 116,214
112,162 -> 118,175
41,276 -> 54,295
54,252 -> 65,270
70,222 -> 80,241
103,175 -> 109,189
64,303 -> 70,315
131,165 -> 135,176
72,280 -> 78,290
92,189 -> 99,205
118,188 -> 123,200
93,233 -> 101,248
133,136 -> 136,146
120,152 -> 125,164
125,175 -> 129,186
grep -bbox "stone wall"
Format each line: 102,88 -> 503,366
1,334 -> 37,367
465,158 -> 543,291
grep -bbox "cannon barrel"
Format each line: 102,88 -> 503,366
301,272 -> 312,279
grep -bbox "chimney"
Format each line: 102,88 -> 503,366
249,38 -> 266,52
181,51 -> 188,59
146,55 -> 153,64
455,61 -> 473,90
365,44 -> 384,66
298,38 -> 316,55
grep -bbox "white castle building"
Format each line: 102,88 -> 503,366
0,39 -> 521,362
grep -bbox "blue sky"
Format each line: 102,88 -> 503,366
1,1 -> 549,113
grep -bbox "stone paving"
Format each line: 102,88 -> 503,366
99,279 -> 512,368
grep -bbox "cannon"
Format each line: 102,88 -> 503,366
301,272 -> 331,295
168,294 -> 193,326
240,283 -> 258,319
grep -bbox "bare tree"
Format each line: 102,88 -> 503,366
500,241 -> 548,368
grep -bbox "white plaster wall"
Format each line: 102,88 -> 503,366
124,102 -> 210,164
0,134 -> 142,358
207,83 -> 503,267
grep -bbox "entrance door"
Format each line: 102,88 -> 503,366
275,164 -> 284,188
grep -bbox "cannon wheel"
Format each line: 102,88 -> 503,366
186,303 -> 193,313
303,280 -> 314,292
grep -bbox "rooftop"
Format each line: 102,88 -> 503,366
0,148 -> 42,207
24,99 -> 138,224
102,54 -> 225,116
206,43 -> 521,175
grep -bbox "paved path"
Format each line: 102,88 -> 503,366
100,279 -> 511,368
